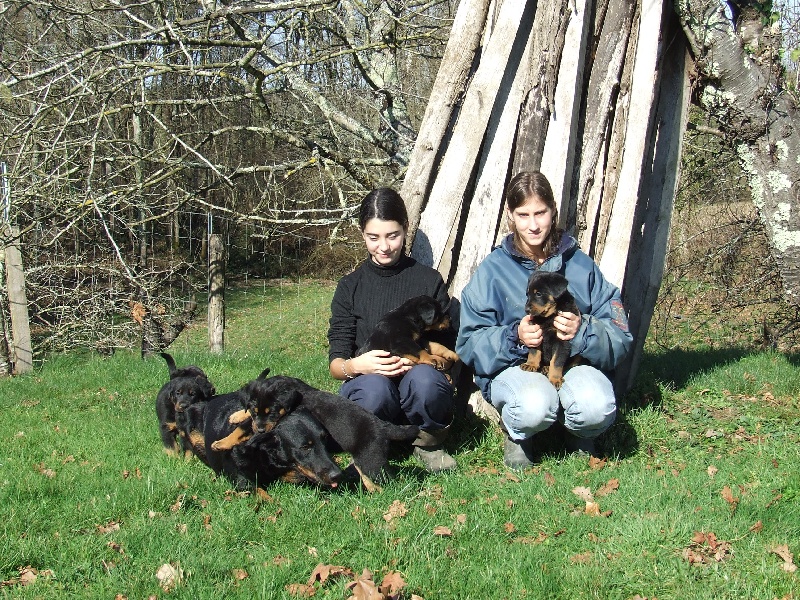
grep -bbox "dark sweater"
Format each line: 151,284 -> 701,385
327,254 -> 453,363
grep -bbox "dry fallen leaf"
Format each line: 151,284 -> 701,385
97,521 -> 121,534
707,465 -> 718,478
307,564 -> 354,586
514,532 -> 548,545
286,582 -> 316,597
721,485 -> 739,511
1,566 -> 38,588
572,486 -> 594,502
232,568 -> 248,581
682,531 -> 732,564
383,500 -> 408,522
155,563 -> 183,591
346,569 -> 384,600
433,526 -> 452,537
570,551 -> 593,564
770,545 -> 798,573
589,456 -> 607,470
543,472 -> 555,486
749,520 -> 763,533
595,478 -> 619,497
584,501 -> 601,517
379,571 -> 407,596
504,522 -> 516,533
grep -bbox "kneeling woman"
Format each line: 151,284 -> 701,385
327,188 -> 457,472
456,171 -> 633,468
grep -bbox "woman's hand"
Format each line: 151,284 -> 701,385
554,311 -> 580,341
518,315 -> 544,348
349,350 -> 412,378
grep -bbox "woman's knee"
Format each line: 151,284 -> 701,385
491,367 -> 559,437
341,374 -> 401,421
559,365 -> 617,435
399,365 -> 454,427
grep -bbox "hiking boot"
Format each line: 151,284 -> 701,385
412,428 -> 457,472
503,436 -> 535,470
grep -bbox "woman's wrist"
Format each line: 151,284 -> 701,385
341,357 -> 356,380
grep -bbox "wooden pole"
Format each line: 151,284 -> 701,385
4,226 -> 32,374
208,232 -> 225,353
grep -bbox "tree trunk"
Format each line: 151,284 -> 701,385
675,0 -> 800,306
208,233 -> 225,354
402,0 -> 492,245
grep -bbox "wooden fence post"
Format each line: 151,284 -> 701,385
208,232 -> 225,353
4,226 -> 33,374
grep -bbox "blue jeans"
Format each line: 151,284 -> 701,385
490,365 -> 616,442
339,364 -> 453,430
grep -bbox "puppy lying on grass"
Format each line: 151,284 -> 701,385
205,402 -> 343,491
211,373 -> 419,492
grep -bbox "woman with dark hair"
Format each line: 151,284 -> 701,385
327,188 -> 457,472
456,172 -> 633,469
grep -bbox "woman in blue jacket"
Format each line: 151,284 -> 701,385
456,171 -> 633,469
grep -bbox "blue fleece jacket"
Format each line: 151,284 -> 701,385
456,233 -> 633,401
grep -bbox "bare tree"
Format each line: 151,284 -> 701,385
0,0 -> 453,356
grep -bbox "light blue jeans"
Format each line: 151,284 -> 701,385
490,365 -> 616,442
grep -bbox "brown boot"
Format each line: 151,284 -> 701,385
412,428 -> 457,472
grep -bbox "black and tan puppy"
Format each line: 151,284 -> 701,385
155,353 -> 216,456
204,390 -> 341,490
227,408 -> 343,490
357,295 -> 459,371
175,399 -> 210,465
210,369 -> 300,452
520,271 -> 581,389
262,375 -> 420,492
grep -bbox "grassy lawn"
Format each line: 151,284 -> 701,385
1,279 -> 799,599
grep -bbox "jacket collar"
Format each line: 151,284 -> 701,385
499,232 -> 576,272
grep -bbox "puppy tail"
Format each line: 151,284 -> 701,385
383,423 -> 421,442
160,352 -> 177,375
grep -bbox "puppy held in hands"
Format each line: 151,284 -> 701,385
520,271 -> 581,389
357,295 -> 459,371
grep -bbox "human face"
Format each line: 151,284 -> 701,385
508,195 -> 554,260
362,218 -> 406,266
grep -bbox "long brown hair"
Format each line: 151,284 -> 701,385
505,171 -> 563,259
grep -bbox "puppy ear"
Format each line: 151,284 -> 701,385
257,368 -> 271,380
552,277 -> 569,299
285,390 -> 302,410
260,433 -> 290,468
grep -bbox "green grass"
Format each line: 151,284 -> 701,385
1,280 -> 799,599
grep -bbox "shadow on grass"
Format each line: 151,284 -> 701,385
634,346 -> 761,391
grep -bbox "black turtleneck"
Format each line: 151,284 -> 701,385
327,254 -> 453,363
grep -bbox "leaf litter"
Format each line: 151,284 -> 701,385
287,564 -> 422,599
